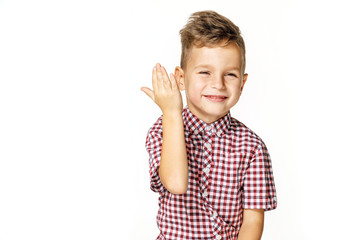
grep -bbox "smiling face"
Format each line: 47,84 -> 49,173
176,42 -> 248,123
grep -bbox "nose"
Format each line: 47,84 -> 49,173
210,75 -> 225,89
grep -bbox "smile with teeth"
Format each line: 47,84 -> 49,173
204,95 -> 228,102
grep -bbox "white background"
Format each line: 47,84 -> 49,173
1,0 -> 359,239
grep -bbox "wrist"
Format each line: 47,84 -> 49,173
162,109 -> 183,119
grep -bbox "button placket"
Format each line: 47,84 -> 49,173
205,125 -> 212,132
200,123 -> 213,198
203,190 -> 208,197
216,131 -> 222,137
204,142 -> 211,150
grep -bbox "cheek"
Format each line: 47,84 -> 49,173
227,84 -> 242,103
187,87 -> 201,102
231,82 -> 242,95
186,80 -> 204,99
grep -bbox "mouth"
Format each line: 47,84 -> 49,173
204,95 -> 228,102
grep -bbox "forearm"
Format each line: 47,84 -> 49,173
159,111 -> 188,194
237,209 -> 264,240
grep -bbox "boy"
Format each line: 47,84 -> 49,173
141,10 -> 277,240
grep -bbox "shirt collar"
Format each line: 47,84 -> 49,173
182,105 -> 231,137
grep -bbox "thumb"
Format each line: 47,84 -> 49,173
140,87 -> 155,101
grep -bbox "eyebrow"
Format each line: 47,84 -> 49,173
194,64 -> 241,71
193,64 -> 213,69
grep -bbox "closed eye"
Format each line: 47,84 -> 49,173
227,73 -> 238,77
199,71 -> 210,75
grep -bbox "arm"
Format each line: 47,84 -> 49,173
141,63 -> 188,194
160,110 -> 188,194
237,209 -> 264,240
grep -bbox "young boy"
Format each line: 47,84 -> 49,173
141,10 -> 277,240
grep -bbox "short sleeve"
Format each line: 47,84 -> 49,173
145,117 -> 166,194
242,140 -> 277,211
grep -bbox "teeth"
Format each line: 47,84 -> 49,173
207,96 -> 225,99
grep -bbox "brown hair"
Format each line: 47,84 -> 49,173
179,10 -> 246,72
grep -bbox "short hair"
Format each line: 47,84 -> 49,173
179,10 -> 246,73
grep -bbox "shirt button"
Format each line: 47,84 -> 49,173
216,131 -> 222,137
216,235 -> 222,240
203,190 -> 208,197
205,125 -> 211,131
194,129 -> 199,135
204,143 -> 211,150
213,212 -> 218,217
204,167 -> 210,174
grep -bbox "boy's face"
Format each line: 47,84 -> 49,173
176,42 -> 247,123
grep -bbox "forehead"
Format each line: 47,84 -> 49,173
187,42 -> 243,70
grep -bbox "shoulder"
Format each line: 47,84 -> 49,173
229,117 -> 271,162
229,117 -> 267,150
145,115 -> 164,148
147,115 -> 163,137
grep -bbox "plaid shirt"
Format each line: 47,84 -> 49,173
145,106 -> 277,240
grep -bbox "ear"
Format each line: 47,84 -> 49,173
175,66 -> 185,91
240,73 -> 248,92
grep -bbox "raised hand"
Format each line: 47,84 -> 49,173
142,63 -> 188,194
141,63 -> 183,114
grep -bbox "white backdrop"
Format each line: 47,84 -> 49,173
1,0 -> 359,239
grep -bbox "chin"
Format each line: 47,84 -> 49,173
203,108 -> 229,118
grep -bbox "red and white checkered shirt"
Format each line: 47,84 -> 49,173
145,106 -> 277,240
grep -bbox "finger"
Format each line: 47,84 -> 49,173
169,73 -> 178,90
160,66 -> 172,89
140,87 -> 155,101
154,64 -> 163,91
152,65 -> 158,91
156,64 -> 169,89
